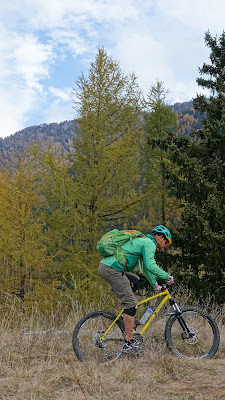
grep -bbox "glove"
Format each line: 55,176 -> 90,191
166,275 -> 174,285
154,285 -> 162,293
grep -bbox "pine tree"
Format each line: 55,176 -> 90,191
163,31 -> 225,302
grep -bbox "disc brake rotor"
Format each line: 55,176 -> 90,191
182,327 -> 200,344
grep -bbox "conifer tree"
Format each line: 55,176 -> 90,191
0,157 -> 47,302
163,31 -> 225,302
30,145 -> 93,300
139,80 -> 178,231
71,47 -> 144,249
31,48 -> 144,304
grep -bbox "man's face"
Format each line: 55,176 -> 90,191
157,235 -> 169,252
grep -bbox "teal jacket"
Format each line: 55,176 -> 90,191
101,235 -> 170,288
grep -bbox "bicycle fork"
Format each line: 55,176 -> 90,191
169,299 -> 195,339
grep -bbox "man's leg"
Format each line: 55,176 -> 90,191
98,263 -> 138,349
122,309 -> 141,352
123,314 -> 135,340
125,272 -> 140,293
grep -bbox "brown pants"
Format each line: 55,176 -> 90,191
98,263 -> 137,309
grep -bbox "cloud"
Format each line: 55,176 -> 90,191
158,0 -> 225,33
10,33 -> 54,89
114,32 -> 171,94
0,26 -> 55,137
0,83 -> 41,137
49,87 -> 72,102
1,0 -> 225,138
2,0 -> 143,33
110,0 -> 224,101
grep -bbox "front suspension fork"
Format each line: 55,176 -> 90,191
169,299 -> 193,337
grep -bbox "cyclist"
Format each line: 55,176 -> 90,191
98,225 -> 174,352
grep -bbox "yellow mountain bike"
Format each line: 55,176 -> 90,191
72,284 -> 220,363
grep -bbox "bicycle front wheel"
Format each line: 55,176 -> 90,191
165,307 -> 220,359
72,311 -> 124,363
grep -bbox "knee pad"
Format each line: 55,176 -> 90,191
123,306 -> 137,317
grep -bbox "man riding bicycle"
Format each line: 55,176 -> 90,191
98,225 -> 174,352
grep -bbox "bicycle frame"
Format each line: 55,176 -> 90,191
138,288 -> 172,334
100,288 -> 172,342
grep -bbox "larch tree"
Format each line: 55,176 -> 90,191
0,157 -> 47,304
139,80 -> 178,231
71,47 -> 144,250
31,48 -> 144,305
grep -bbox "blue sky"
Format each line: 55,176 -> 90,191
1,0 -> 225,138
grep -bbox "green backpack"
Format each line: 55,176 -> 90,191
96,229 -> 144,265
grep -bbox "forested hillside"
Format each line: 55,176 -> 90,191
173,100 -> 205,135
0,102 -> 204,167
0,120 -> 77,167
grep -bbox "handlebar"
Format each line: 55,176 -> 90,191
161,283 -> 173,291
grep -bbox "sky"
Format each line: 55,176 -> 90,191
1,0 -> 225,139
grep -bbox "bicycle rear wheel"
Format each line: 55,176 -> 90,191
72,311 -> 124,363
165,307 -> 220,359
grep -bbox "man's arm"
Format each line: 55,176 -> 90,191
141,240 -> 170,287
143,268 -> 158,287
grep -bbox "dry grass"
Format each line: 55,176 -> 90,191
0,297 -> 225,400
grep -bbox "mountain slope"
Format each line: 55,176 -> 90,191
173,100 -> 205,135
0,120 -> 77,166
0,101 -> 205,167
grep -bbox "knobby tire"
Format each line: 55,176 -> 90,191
165,307 -> 220,359
72,311 -> 125,363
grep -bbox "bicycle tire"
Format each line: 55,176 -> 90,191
72,311 -> 125,363
165,307 -> 220,359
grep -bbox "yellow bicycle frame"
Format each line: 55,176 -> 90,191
100,288 -> 172,342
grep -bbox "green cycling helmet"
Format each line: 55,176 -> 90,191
152,225 -> 172,244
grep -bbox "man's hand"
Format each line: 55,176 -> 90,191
153,285 -> 162,293
166,276 -> 174,285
